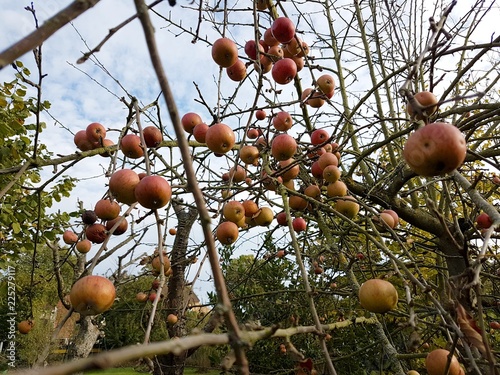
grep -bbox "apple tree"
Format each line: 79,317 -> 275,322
1,0 -> 500,375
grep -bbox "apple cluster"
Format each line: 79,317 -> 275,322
211,15 -> 335,106
66,122 -> 173,256
62,122 -> 175,316
135,277 -> 167,304
62,197 -> 128,254
74,122 -> 114,154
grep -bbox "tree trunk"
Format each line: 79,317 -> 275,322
66,316 -> 101,358
154,201 -> 198,375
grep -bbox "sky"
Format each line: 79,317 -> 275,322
0,0 -> 498,304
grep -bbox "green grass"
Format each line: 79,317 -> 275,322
86,368 -> 144,375
86,367 -> 220,375
184,368 -> 220,375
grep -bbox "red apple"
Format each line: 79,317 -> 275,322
292,217 -> 307,232
476,212 -> 493,229
272,58 -> 297,85
425,349 -> 461,375
311,129 -> 330,145
205,123 -> 236,154
149,293 -> 158,302
302,88 -> 325,108
278,158 -> 300,181
267,45 -> 284,61
212,37 -> 239,68
226,59 -> 247,82
271,17 -> 296,44
276,211 -> 288,226
74,130 -> 94,151
304,184 -> 321,199
18,320 -> 34,334
134,175 -> 172,209
143,126 -> 163,148
263,27 -> 279,46
86,122 -> 106,142
106,216 -> 128,235
247,128 -> 260,139
382,209 -> 399,228
191,122 -> 209,143
136,292 -> 149,303
289,195 -> 308,211
98,138 -> 115,157
292,55 -> 305,72
167,313 -> 178,325
314,266 -> 324,274
216,221 -> 239,245
70,275 -> 115,316
316,74 -> 335,98
403,122 -> 466,176
286,37 -> 308,57
120,134 -> 144,159
82,210 -> 97,225
271,134 -> 297,161
375,212 -> 396,231
254,55 -> 273,74
310,161 -> 324,179
244,40 -> 264,60
181,112 -> 203,134
94,199 -> 120,221
242,200 -> 259,217
490,321 -> 500,330
407,91 -> 438,120
63,230 -> 78,244
76,239 -> 92,253
255,109 -> 267,121
109,169 -> 140,205
318,152 -> 339,169
85,223 -> 107,244
273,111 -> 293,131
229,165 -> 247,182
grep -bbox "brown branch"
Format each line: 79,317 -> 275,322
0,0 -> 101,69
11,319 -> 379,375
77,0 -> 163,64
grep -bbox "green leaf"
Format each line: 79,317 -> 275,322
12,222 -> 21,234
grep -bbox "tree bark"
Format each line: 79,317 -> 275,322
66,316 -> 101,359
154,201 -> 198,375
345,176 -> 468,276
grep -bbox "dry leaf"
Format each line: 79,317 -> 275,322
456,303 -> 486,356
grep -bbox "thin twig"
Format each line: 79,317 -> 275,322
0,0 -> 101,69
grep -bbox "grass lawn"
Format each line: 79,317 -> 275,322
86,367 -> 220,375
86,368 -> 144,375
